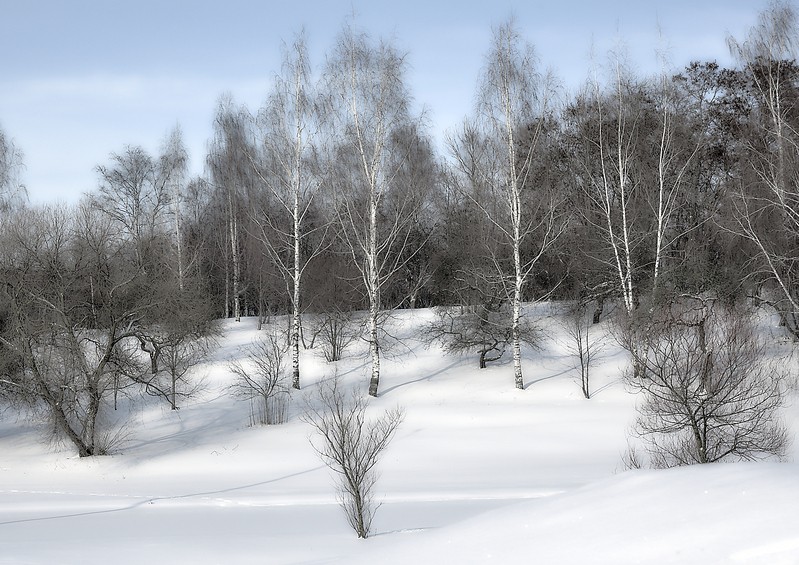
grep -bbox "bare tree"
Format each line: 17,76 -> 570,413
727,1 -> 799,337
158,337 -> 209,410
424,264 -> 542,369
582,61 -> 644,316
314,309 -> 362,362
567,51 -> 704,317
134,327 -> 214,411
250,33 -> 328,390
303,377 -> 404,538
624,303 -> 789,467
323,25 -> 430,396
208,98 -> 254,322
94,145 -> 172,270
302,247 -> 365,360
0,204 -> 147,456
229,331 -> 291,425
425,304 -> 531,369
560,301 -> 606,399
160,125 -> 189,292
94,137 -> 217,411
0,173 -> 217,453
450,20 -> 564,389
0,124 -> 27,211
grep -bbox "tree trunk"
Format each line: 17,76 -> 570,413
171,371 -> 178,410
291,187 -> 302,390
228,186 -> 241,322
367,186 -> 381,397
512,273 -> 524,389
592,297 -> 604,325
368,291 -> 381,397
48,396 -> 94,457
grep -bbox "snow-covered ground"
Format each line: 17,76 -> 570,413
1,306 -> 797,564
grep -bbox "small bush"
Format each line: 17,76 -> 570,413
229,332 -> 291,425
303,377 -> 404,538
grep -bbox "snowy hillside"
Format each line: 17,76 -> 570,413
1,307 -> 797,564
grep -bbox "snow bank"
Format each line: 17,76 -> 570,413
0,308 -> 796,564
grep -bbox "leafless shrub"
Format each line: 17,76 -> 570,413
625,305 -> 790,468
559,301 -> 606,399
425,303 -> 541,369
307,310 -> 362,362
229,332 -> 291,425
303,377 -> 404,538
157,336 -> 212,410
621,443 -> 644,470
132,330 -> 215,411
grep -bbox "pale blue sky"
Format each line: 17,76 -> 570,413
0,0 -> 764,203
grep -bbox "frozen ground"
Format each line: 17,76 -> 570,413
1,306 -> 797,564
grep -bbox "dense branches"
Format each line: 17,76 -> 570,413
0,125 -> 26,211
323,26 -> 433,396
728,1 -> 799,336
251,34 -> 326,391
2,3 -> 799,460
230,332 -> 291,425
0,189 -> 216,455
624,303 -> 789,467
1,204 -> 150,455
448,20 -> 563,388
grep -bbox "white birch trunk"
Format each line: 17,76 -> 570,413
504,81 -> 525,390
291,143 -> 302,390
512,250 -> 524,389
615,71 -> 636,315
228,186 -> 241,322
173,175 -> 184,292
594,68 -> 635,316
367,191 -> 381,397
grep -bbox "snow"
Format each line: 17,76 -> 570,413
1,306 -> 797,564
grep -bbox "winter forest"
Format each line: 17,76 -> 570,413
1,2 -> 799,561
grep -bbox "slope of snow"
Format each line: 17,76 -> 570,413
0,306 -> 796,564
357,462 -> 799,565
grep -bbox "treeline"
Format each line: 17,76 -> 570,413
1,4 -> 798,455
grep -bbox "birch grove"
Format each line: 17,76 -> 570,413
729,1 -> 799,336
3,3 -> 799,460
209,101 -> 253,322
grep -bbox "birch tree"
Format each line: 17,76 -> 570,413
567,54 -> 704,325
160,125 -> 189,292
208,99 -> 253,322
323,26 -> 430,397
0,125 -> 26,212
252,34 -> 326,390
451,20 -> 563,389
94,145 -> 171,269
585,65 -> 647,315
728,1 -> 799,336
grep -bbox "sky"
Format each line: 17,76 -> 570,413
0,0 -> 768,204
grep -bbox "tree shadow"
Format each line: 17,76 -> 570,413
524,367 -> 571,388
380,359 -> 465,395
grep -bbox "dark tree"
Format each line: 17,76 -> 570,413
623,301 -> 789,467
